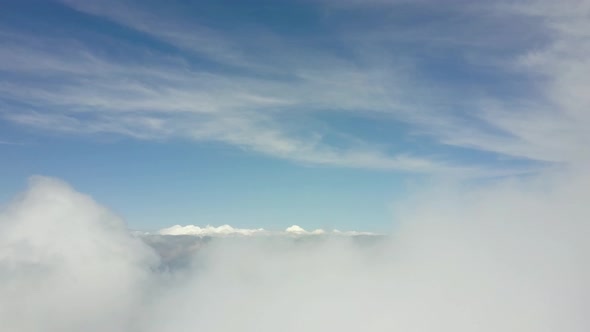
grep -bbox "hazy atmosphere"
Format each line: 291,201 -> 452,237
1,0 -> 589,331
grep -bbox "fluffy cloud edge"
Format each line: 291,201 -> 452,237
152,224 -> 379,237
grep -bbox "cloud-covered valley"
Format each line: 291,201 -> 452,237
1,173 -> 588,332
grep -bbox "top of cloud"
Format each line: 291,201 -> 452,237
157,224 -> 266,237
155,224 -> 377,237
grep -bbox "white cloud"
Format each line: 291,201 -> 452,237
0,140 -> 20,145
146,169 -> 590,332
2,2 -> 589,330
2,0 -> 572,175
1,172 -> 589,331
158,224 -> 268,237
284,224 -> 309,234
0,32 -> 456,172
427,0 -> 590,164
156,224 -> 373,237
0,176 -> 158,332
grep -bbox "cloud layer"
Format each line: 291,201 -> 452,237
1,174 -> 588,331
2,0 -> 589,174
0,177 -> 157,332
155,223 -> 375,237
1,1 -> 589,330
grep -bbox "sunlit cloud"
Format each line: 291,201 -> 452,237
3,1 -> 586,175
154,223 -> 377,237
1,171 -> 588,331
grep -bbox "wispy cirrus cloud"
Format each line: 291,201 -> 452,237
1,0 -> 587,174
0,11 -> 462,173
0,140 -> 20,145
427,0 -> 590,165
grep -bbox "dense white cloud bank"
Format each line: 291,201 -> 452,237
0,177 -> 158,332
1,173 -> 588,332
157,224 -> 267,236
156,224 -> 374,237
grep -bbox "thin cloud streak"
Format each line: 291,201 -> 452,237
428,0 -> 590,164
0,140 -> 21,145
1,0 -> 585,174
154,223 -> 377,237
0,32 -> 473,174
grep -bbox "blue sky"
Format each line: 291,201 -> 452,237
1,0 -> 589,231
